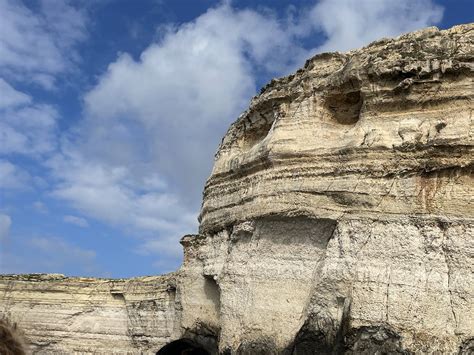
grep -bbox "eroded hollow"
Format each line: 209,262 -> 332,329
157,339 -> 210,355
324,88 -> 363,125
203,276 -> 221,312
240,120 -> 273,151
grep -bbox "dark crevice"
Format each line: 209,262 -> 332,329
290,319 -> 411,355
458,337 -> 474,354
324,79 -> 363,125
157,339 -> 210,355
325,91 -> 363,125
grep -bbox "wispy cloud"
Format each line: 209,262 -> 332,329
306,0 -> 443,53
0,0 -> 88,89
33,201 -> 49,214
0,234 -> 101,275
30,236 -> 95,262
0,0 -> 89,162
48,151 -> 198,238
63,215 -> 89,228
0,101 -> 58,156
0,79 -> 31,109
0,214 -> 11,241
0,160 -> 31,189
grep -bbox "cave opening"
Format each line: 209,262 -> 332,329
323,79 -> 363,125
157,339 -> 210,355
324,89 -> 363,125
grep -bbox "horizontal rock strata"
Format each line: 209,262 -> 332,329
0,274 -> 177,353
181,23 -> 474,354
201,24 -> 473,232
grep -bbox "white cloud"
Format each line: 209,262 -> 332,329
307,0 -> 443,53
0,1 -> 85,164
0,102 -> 58,155
0,73 -> 59,160
0,159 -> 31,189
0,79 -> 31,109
0,214 -> 11,241
0,0 -> 88,88
48,151 -> 198,237
33,201 -> 49,214
48,4 -> 304,262
80,1 -> 443,205
78,4 -> 307,205
63,215 -> 89,228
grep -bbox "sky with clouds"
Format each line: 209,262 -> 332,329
0,0 -> 471,277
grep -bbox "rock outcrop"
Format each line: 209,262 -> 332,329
1,24 -> 473,354
0,274 -> 177,353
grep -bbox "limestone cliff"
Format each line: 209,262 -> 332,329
1,24 -> 473,354
0,274 -> 177,353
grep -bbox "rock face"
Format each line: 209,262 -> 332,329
0,274 -> 177,353
1,24 -> 473,354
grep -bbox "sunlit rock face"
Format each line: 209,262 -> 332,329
0,24 -> 473,354
201,25 -> 473,230
177,24 -> 474,354
0,274 -> 178,353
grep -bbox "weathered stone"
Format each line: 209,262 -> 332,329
0,274 -> 177,353
1,23 -> 473,354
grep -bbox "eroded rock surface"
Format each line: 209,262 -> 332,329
1,24 -> 473,354
0,274 -> 177,353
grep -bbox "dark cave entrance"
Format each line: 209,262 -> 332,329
157,339 -> 211,355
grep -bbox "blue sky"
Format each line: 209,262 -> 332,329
0,0 -> 472,278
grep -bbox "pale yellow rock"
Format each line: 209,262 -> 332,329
1,24 -> 473,354
0,274 -> 177,353
201,24 -> 473,231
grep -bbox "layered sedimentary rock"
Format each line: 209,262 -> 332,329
176,23 -> 474,354
0,274 -> 177,353
1,24 -> 473,354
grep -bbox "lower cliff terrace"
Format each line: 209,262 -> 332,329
1,24 -> 473,354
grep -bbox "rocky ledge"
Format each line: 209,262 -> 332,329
1,24 -> 473,354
